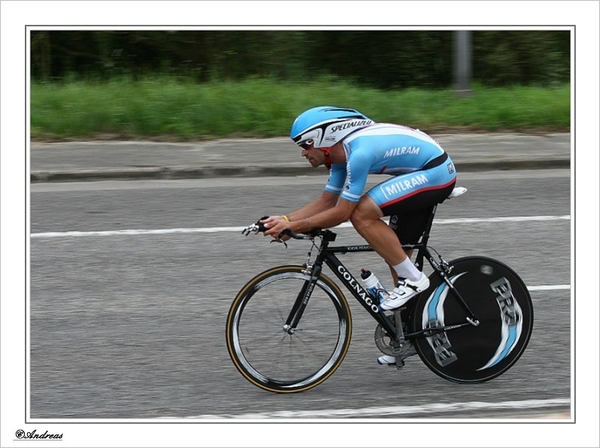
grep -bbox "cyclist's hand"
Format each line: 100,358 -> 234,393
262,216 -> 292,241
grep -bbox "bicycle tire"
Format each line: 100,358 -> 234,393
226,265 -> 352,393
409,256 -> 534,383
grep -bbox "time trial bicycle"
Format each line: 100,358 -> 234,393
226,187 -> 534,393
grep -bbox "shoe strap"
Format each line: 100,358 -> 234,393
397,278 -> 420,292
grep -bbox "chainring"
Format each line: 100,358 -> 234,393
374,313 -> 417,359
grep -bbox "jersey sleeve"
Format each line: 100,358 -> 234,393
340,150 -> 374,202
324,163 -> 346,196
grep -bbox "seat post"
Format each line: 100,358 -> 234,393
412,186 -> 466,271
420,204 -> 438,247
413,204 -> 437,271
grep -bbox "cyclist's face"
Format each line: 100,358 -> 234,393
301,144 -> 325,167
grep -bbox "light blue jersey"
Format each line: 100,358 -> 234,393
325,123 -> 455,207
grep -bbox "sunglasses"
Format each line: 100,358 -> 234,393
298,139 -> 314,150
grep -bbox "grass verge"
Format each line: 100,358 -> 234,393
31,77 -> 570,141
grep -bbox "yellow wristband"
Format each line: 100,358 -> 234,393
282,215 -> 290,222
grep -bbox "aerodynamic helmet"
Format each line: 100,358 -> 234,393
290,106 -> 374,149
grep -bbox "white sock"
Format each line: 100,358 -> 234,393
392,258 -> 422,282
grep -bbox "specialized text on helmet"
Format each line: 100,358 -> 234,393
330,120 -> 373,133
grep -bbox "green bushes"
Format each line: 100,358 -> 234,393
31,31 -> 570,89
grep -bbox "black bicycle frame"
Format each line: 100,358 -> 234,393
322,245 -> 400,338
294,203 -> 478,341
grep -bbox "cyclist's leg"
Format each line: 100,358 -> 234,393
372,164 -> 457,250
350,195 -> 426,292
357,170 -> 455,260
360,168 -> 456,311
354,164 -> 457,363
350,196 -> 408,267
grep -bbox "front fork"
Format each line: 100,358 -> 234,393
283,263 -> 322,334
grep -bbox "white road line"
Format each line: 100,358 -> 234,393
164,398 -> 571,420
528,284 -> 570,291
31,215 -> 570,239
30,215 -> 571,292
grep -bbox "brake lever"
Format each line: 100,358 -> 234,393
241,224 -> 258,236
241,216 -> 269,236
241,216 -> 290,248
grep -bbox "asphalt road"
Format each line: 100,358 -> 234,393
29,169 -> 571,420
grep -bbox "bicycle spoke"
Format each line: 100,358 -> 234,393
226,267 -> 351,393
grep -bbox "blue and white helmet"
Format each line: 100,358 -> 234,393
290,106 -> 374,149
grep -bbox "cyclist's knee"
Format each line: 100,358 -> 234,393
349,212 -> 366,231
350,197 -> 382,230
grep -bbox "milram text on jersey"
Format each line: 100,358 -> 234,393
324,123 -> 448,203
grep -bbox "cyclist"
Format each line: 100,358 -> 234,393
262,106 -> 457,364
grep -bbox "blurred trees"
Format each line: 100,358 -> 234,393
30,30 -> 570,88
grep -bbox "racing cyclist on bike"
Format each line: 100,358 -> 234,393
262,106 -> 457,365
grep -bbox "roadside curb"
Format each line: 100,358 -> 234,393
30,159 -> 570,183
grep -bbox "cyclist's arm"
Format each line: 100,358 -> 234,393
294,197 -> 356,231
262,164 -> 345,228
260,190 -> 338,236
263,196 -> 356,239
263,161 -> 360,236
287,190 -> 339,221
289,150 -> 372,231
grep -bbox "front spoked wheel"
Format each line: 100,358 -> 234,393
226,265 -> 352,393
410,256 -> 534,383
